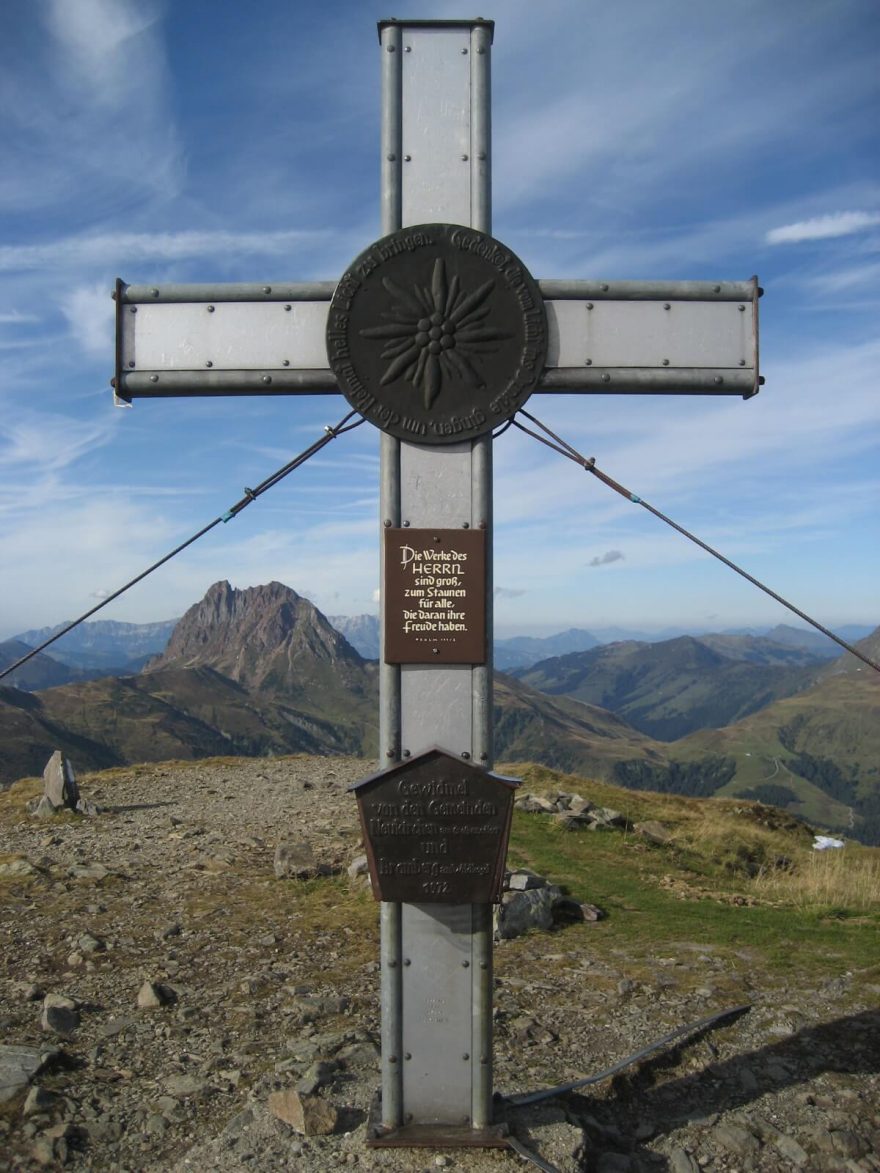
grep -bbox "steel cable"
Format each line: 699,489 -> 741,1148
512,410 -> 880,675
0,411 -> 363,683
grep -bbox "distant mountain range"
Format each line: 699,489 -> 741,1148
3,584 -> 877,842
11,618 -> 179,672
326,614 -> 866,668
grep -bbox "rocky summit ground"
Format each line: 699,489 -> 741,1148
1,756 -> 878,1172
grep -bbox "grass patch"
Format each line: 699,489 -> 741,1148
753,844 -> 880,912
504,763 -> 880,980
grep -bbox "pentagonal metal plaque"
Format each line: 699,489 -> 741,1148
327,224 -> 547,443
384,528 -> 486,664
351,749 -> 519,903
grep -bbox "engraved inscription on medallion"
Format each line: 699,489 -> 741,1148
384,528 -> 486,664
351,749 -> 519,905
326,224 -> 548,444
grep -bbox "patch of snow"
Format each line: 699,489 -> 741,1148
813,835 -> 845,851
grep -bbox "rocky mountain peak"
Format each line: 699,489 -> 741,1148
146,580 -> 366,692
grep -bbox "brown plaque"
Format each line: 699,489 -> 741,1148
326,224 -> 547,444
351,749 -> 519,904
384,528 -> 486,664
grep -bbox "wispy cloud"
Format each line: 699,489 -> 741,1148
767,211 -> 880,245
0,0 -> 181,217
60,283 -> 115,358
0,310 -> 40,324
0,230 -> 336,273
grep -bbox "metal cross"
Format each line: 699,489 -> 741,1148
112,18 -> 760,1148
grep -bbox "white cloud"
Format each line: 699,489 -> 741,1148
0,229 -> 336,273
0,0 -> 181,216
766,212 -> 880,245
61,283 -> 115,358
0,310 -> 40,324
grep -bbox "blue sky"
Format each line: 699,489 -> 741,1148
1,0 -> 878,639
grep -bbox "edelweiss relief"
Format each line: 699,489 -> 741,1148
326,224 -> 547,444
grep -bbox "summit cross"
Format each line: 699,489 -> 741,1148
112,18 -> 760,1150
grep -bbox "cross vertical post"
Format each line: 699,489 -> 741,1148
375,19 -> 499,1141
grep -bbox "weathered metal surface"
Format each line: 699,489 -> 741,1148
384,528 -> 486,665
351,749 -> 518,905
114,277 -> 760,402
327,224 -> 547,443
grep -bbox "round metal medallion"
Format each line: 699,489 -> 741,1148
326,224 -> 547,444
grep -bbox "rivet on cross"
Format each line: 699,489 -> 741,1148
111,18 -> 759,1149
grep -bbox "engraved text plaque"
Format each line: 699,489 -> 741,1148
351,749 -> 519,904
384,527 -> 486,664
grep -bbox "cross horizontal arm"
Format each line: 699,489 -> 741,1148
112,276 -> 760,402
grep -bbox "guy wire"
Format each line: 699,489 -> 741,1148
513,409 -> 880,676
0,412 -> 363,683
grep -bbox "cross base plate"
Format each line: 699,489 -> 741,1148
366,1094 -> 510,1148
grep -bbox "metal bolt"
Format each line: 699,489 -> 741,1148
462,521 -> 470,528
388,1055 -> 398,1063
403,749 -> 411,758
479,520 -> 487,529
384,519 -> 392,528
432,648 -> 440,656
739,359 -> 746,367
600,283 -> 609,292
387,153 -> 396,161
714,376 -> 724,384
664,302 -> 671,310
405,1052 -> 412,1060
387,44 -> 395,52
433,535 -> 440,542
262,286 -> 272,294
462,1052 -> 470,1060
386,749 -> 394,758
403,520 -> 410,527
462,960 -> 470,968
461,751 -> 470,760
404,958 -> 411,966
585,358 -> 592,366
738,304 -> 746,312
149,375 -> 158,383
461,154 -> 469,161
284,304 -> 292,311
262,375 -> 272,384
205,360 -> 213,368
282,359 -> 290,367
150,288 -> 159,297
713,284 -> 721,293
479,752 -> 488,761
477,45 -> 485,53
602,373 -> 611,383
586,302 -> 593,310
207,305 -> 215,313
404,154 -> 412,162
662,358 -> 669,366
480,960 -> 488,969
129,306 -> 137,314
477,152 -> 487,160
404,46 -> 411,53
128,360 -> 135,368
461,47 -> 468,54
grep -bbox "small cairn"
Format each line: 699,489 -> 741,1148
29,752 -> 97,818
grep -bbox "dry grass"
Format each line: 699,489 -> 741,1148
752,844 -> 880,912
